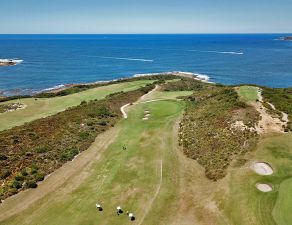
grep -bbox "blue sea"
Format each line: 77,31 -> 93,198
0,34 -> 292,96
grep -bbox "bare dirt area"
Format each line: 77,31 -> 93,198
252,90 -> 287,134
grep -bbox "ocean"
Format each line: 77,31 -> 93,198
0,34 -> 291,96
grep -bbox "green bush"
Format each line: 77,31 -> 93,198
27,181 -> 37,188
0,169 -> 11,179
0,154 -> 7,160
12,180 -> 22,189
15,174 -> 25,181
34,173 -> 45,182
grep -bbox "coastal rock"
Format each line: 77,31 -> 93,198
280,36 -> 292,41
0,59 -> 23,67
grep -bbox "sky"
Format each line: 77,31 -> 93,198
0,0 -> 292,34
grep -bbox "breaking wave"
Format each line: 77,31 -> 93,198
42,84 -> 65,92
134,71 -> 213,83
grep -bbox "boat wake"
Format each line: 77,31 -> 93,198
188,50 -> 244,55
91,56 -> 154,62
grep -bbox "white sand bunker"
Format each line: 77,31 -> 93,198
142,117 -> 149,120
251,162 -> 273,175
256,183 -> 273,192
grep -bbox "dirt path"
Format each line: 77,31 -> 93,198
0,127 -> 120,222
120,103 -> 131,118
252,89 -> 287,134
120,85 -> 159,119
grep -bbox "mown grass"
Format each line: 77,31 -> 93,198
238,86 -> 259,103
221,133 -> 292,225
0,84 -> 154,201
0,95 -> 185,225
0,80 -> 154,131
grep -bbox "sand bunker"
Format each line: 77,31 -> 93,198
251,162 -> 273,175
142,117 -> 149,120
256,183 -> 273,192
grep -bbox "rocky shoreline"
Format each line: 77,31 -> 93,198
0,59 -> 23,67
280,36 -> 292,41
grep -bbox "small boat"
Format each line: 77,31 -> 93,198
0,59 -> 23,66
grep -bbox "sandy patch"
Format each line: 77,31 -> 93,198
256,183 -> 273,192
142,117 -> 149,120
230,120 -> 256,132
252,89 -> 287,134
251,162 -> 273,175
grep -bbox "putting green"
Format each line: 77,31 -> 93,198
273,178 -> 292,225
238,86 -> 259,103
0,80 -> 154,131
222,133 -> 292,225
0,92 -> 186,225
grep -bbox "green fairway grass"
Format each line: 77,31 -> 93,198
222,133 -> 292,225
0,91 -> 186,225
238,86 -> 259,103
0,80 -> 154,131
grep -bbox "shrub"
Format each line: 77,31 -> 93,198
34,173 -> 45,182
0,154 -> 7,160
12,180 -> 22,189
0,169 -> 11,179
80,100 -> 87,105
35,146 -> 49,153
27,181 -> 38,188
15,174 -> 25,181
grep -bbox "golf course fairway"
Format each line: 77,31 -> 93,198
0,90 -> 190,225
0,80 -> 154,131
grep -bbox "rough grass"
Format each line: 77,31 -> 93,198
262,87 -> 292,130
0,84 -> 154,201
0,96 -> 185,225
238,86 -> 259,102
0,80 -> 154,131
176,82 -> 259,180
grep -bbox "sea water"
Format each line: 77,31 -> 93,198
0,34 -> 291,95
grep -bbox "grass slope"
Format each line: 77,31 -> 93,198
0,92 -> 186,225
0,80 -> 154,131
238,86 -> 259,103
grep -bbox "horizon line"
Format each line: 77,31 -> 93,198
0,32 -> 292,35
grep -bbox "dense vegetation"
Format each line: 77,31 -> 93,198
262,87 -> 292,130
0,103 -> 23,113
0,84 -> 154,201
163,80 -> 259,180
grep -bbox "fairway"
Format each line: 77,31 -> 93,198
0,80 -> 154,131
238,86 -> 259,103
0,90 -> 189,225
